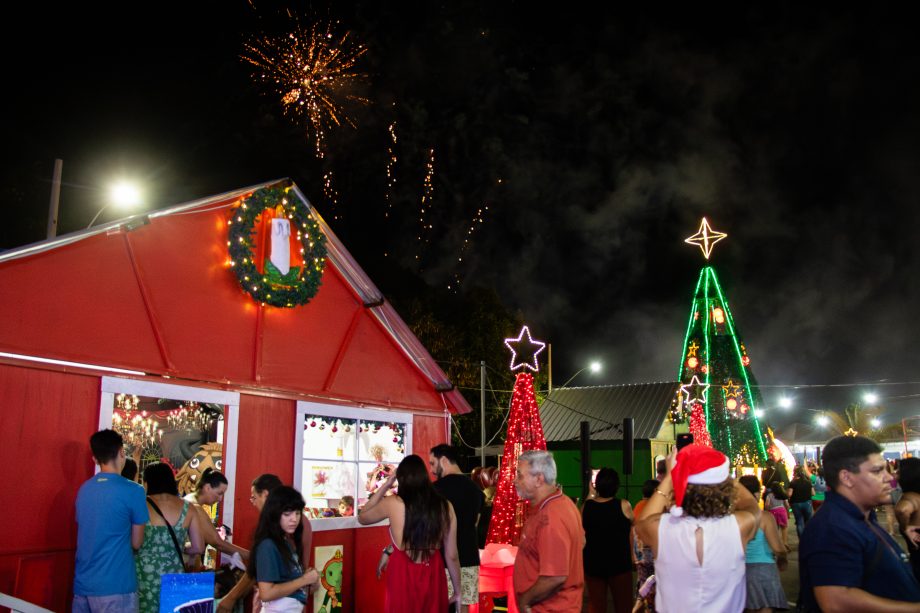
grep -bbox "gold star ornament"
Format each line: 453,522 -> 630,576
685,217 -> 727,260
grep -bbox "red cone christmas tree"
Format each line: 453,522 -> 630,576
486,326 -> 548,545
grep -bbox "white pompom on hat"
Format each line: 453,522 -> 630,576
669,444 -> 729,516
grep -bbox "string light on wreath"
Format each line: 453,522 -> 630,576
227,184 -> 328,308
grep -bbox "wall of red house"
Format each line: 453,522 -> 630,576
0,364 -> 100,611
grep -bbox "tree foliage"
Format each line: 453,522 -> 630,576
390,283 -> 547,458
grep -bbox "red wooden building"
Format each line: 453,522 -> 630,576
0,179 -> 470,611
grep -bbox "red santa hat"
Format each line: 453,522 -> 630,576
670,444 -> 730,516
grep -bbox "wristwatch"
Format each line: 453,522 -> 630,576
382,545 -> 393,556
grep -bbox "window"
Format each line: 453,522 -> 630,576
295,401 -> 412,530
100,377 -> 240,560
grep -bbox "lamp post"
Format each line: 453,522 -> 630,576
552,361 -> 601,392
88,181 -> 143,228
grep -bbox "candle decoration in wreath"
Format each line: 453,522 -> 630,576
227,184 -> 328,308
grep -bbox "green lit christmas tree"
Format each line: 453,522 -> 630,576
672,218 -> 769,465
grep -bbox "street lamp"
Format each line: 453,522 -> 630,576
863,392 -> 879,405
556,361 -> 602,390
871,418 -> 882,429
778,397 -> 793,410
815,414 -> 830,428
88,181 -> 143,228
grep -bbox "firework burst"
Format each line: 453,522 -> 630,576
242,18 -> 369,158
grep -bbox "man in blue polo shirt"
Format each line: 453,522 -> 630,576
799,435 -> 920,612
73,429 -> 149,612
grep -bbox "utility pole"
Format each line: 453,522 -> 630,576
480,360 -> 486,466
46,159 -> 63,239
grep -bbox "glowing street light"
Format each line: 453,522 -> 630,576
754,409 -> 765,419
88,180 -> 143,228
778,397 -> 793,410
816,414 -> 830,428
871,418 -> 882,429
556,361 -> 602,390
863,392 -> 879,405
110,181 -> 142,207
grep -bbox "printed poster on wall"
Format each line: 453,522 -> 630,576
313,545 -> 344,613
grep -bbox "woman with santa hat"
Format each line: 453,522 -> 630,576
635,444 -> 762,613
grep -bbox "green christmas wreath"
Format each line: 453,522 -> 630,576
227,185 -> 328,308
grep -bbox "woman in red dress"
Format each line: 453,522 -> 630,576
358,454 -> 461,612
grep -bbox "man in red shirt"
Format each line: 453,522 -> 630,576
512,450 -> 585,612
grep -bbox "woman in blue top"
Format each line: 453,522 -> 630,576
739,475 -> 788,612
248,486 -> 319,612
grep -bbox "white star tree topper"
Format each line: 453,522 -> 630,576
504,325 -> 546,372
680,375 -> 711,406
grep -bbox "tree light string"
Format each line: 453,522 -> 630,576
486,372 -> 547,546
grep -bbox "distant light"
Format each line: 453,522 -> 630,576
754,409 -> 765,418
779,397 -> 793,410
863,392 -> 879,405
589,361 -> 602,374
816,415 -> 830,427
871,418 -> 882,429
109,181 -> 142,208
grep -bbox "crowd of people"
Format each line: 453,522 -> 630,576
73,427 -> 920,613
73,429 -> 319,613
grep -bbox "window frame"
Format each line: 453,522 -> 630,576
295,400 -> 413,532
99,376 -> 241,536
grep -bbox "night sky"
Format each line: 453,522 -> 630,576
5,3 -> 920,431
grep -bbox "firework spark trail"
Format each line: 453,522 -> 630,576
384,120 -> 398,220
448,203 -> 491,292
323,170 -> 340,220
242,18 -> 369,159
416,148 -> 436,266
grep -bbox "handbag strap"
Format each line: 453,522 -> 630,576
147,497 -> 187,572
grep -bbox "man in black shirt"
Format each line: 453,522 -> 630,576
430,444 -> 485,613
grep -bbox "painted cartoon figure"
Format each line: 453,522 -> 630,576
317,549 -> 343,613
176,442 -> 223,496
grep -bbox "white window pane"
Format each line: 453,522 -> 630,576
303,415 -> 357,460
302,460 -> 357,518
359,461 -> 399,507
357,420 -> 407,463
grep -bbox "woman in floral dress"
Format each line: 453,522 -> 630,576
136,462 -> 204,613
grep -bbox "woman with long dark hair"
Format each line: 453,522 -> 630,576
358,454 -> 461,612
247,486 -> 319,612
